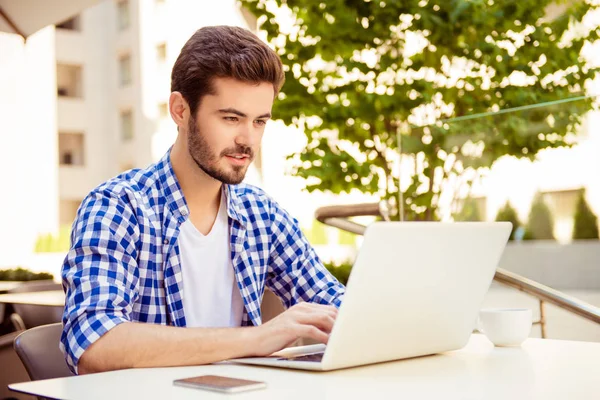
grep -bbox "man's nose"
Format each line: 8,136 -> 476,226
235,123 -> 259,148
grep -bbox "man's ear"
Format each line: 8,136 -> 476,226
169,92 -> 189,132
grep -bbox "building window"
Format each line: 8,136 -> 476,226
56,15 -> 81,31
158,102 -> 168,118
542,189 -> 582,217
121,110 -> 134,141
57,64 -> 83,98
58,132 -> 85,166
117,0 -> 130,31
156,43 -> 167,63
542,188 -> 583,241
119,54 -> 132,86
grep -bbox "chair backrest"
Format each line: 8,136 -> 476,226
8,281 -> 63,329
261,288 -> 285,323
13,323 -> 73,381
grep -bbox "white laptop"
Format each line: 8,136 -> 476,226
230,221 -> 512,371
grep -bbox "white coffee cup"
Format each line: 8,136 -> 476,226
478,308 -> 532,347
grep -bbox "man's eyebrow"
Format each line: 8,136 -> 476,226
218,108 -> 271,119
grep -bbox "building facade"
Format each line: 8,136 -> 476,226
0,0 -> 256,265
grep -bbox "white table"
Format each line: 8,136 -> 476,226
9,334 -> 600,400
0,281 -> 23,292
0,290 -> 64,306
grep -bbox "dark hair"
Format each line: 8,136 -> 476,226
171,25 -> 285,116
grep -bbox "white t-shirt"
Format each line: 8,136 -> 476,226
178,191 -> 244,328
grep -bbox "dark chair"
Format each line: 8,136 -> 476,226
13,323 -> 73,382
7,282 -> 62,330
261,288 -> 285,323
0,330 -> 34,400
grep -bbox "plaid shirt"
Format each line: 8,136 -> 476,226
60,150 -> 345,374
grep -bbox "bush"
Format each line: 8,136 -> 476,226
523,194 -> 555,241
322,260 -> 353,286
454,197 -> 482,222
572,190 -> 599,240
0,267 -> 54,281
495,201 -> 521,240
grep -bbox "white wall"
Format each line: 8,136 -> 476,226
499,241 -> 600,290
0,0 -> 265,269
56,1 -> 117,202
0,28 -> 59,265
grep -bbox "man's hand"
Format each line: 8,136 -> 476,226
251,302 -> 338,357
77,303 -> 338,374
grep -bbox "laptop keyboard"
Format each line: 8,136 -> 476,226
278,352 -> 324,362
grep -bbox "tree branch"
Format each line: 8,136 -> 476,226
370,125 -> 394,194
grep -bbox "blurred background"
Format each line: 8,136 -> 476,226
0,0 -> 598,342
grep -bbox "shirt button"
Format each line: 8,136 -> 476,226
180,209 -> 188,216
163,239 -> 169,245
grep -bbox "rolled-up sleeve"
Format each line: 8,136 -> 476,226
60,191 -> 140,374
266,200 -> 345,309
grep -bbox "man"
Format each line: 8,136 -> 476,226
61,25 -> 345,375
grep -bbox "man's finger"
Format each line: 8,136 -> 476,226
295,313 -> 336,333
296,324 -> 329,344
293,303 -> 338,319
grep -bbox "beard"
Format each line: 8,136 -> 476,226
187,114 -> 254,185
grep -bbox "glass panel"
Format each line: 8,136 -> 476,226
119,54 -> 132,86
395,93 -> 600,243
120,110 -> 134,141
56,64 -> 83,98
156,43 -> 167,62
117,0 -> 130,31
58,132 -> 85,166
158,102 -> 168,118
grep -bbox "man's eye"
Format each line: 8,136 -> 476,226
224,116 -> 238,122
255,120 -> 267,126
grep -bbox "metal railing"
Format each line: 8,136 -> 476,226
315,202 -> 600,337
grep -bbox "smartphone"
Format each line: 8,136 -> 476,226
173,374 -> 267,394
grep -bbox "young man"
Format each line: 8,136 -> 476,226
61,26 -> 345,375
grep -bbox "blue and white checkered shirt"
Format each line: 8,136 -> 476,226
60,150 -> 345,374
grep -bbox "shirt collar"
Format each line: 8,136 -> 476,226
155,149 -> 249,228
225,185 -> 249,228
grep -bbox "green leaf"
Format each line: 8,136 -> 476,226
240,0 -> 600,220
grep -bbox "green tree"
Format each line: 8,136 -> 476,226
523,194 -> 555,240
572,190 -> 599,239
495,201 -> 521,240
322,260 -> 353,286
454,197 -> 482,222
241,0 -> 600,220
